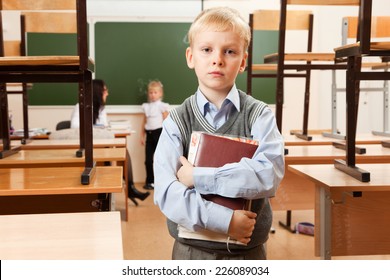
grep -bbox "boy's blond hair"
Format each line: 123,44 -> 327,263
187,7 -> 251,51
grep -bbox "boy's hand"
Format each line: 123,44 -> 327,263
177,156 -> 194,188
228,210 -> 257,245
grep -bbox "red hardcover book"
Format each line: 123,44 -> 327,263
178,131 -> 258,244
188,131 -> 258,210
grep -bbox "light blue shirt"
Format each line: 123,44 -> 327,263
154,86 -> 285,234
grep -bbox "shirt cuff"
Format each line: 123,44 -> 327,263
193,167 -> 216,194
205,201 -> 234,234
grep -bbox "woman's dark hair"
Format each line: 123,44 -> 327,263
92,79 -> 106,125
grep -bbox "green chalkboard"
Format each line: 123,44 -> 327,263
95,22 -> 196,105
27,33 -> 79,105
242,30 -> 278,104
95,22 -> 278,105
26,24 -> 278,105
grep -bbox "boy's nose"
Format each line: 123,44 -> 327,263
212,52 -> 224,66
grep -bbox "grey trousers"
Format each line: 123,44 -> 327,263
172,241 -> 267,260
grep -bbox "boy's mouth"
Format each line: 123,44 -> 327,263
209,71 -> 223,77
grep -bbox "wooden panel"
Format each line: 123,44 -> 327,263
253,10 -> 312,31
252,64 -> 277,71
0,193 -> 105,214
289,164 -> 390,192
0,212 -> 123,260
345,16 -> 390,39
0,55 -> 79,66
0,166 -> 123,195
23,12 -> 77,33
286,144 -> 390,165
271,168 -> 315,211
371,41 -> 390,50
0,148 -> 125,167
1,0 -> 75,10
264,52 -> 335,62
330,190 -> 390,256
287,0 -> 359,5
4,41 -> 20,56
16,138 -> 127,150
372,17 -> 390,38
284,133 -> 387,146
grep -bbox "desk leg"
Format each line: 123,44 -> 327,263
318,186 -> 332,260
278,210 -> 295,233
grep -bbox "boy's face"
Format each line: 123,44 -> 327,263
148,87 -> 163,102
186,29 -> 247,96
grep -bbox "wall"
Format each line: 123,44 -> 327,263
6,0 -> 390,182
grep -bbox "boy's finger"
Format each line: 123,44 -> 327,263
180,156 -> 193,167
179,156 -> 187,165
244,211 -> 257,219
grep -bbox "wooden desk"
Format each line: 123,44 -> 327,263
0,211 -> 123,260
286,144 -> 390,164
15,138 -> 126,150
272,144 -> 390,231
283,133 -> 388,146
10,129 -> 132,141
0,166 -> 122,215
10,134 -> 50,140
0,148 -> 126,168
0,148 -> 129,220
289,163 -> 390,259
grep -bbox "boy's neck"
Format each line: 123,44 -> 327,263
201,89 -> 228,109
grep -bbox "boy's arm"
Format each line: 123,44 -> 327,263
154,117 -> 235,235
192,108 -> 285,200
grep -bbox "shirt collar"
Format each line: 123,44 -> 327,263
196,85 -> 241,116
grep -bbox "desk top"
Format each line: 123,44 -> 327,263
0,166 -> 123,196
283,133 -> 388,146
10,129 -> 132,140
0,148 -> 126,167
0,211 -> 123,260
286,144 -> 390,164
11,138 -> 126,150
289,163 -> 390,192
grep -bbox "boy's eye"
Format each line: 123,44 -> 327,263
225,49 -> 236,55
202,48 -> 211,53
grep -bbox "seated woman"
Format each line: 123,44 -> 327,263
69,79 -> 150,206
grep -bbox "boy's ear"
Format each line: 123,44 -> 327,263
239,51 -> 248,73
186,47 -> 195,69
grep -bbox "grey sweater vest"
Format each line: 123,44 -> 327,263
168,90 -> 272,254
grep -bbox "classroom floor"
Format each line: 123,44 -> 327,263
115,184 -> 390,260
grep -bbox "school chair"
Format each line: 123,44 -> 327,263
0,0 -> 95,184
334,0 -> 390,182
324,16 -> 390,140
247,9 -> 315,140
0,13 -> 30,143
261,0 -> 361,140
56,120 -> 72,131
